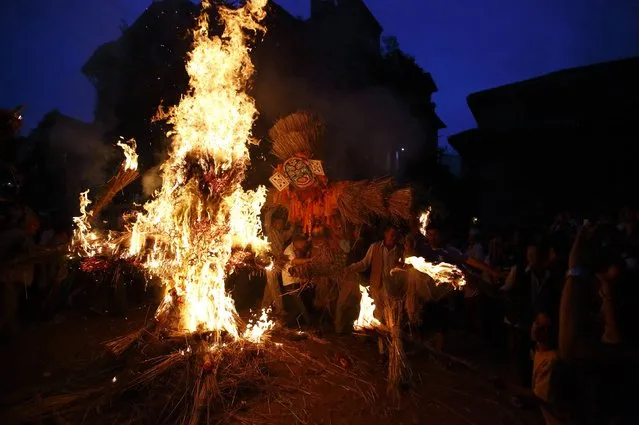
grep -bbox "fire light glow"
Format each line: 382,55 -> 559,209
71,0 -> 273,343
353,285 -> 381,330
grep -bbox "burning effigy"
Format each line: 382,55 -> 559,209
70,0 -> 272,338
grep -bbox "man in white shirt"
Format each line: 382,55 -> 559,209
348,226 -> 403,318
500,243 -> 552,390
347,225 -> 404,358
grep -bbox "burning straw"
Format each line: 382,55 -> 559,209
90,139 -> 139,219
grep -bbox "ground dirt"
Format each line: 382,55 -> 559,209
0,301 -> 542,425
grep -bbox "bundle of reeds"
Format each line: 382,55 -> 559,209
336,179 -> 381,224
336,178 -> 414,225
262,267 -> 283,312
359,178 -> 391,213
383,296 -> 409,403
90,166 -> 139,219
268,112 -> 324,161
387,187 -> 412,221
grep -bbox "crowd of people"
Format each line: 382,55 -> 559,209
263,207 -> 639,425
0,203 -> 72,332
0,107 -> 77,334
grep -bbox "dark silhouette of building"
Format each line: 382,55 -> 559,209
82,0 -> 445,183
449,57 -> 639,227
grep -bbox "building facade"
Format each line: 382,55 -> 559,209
449,57 -> 639,227
82,0 -> 445,183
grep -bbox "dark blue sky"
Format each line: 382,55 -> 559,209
2,0 -> 639,147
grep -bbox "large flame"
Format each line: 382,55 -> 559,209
353,285 -> 381,330
70,137 -> 137,257
404,256 -> 466,289
409,206 -> 466,289
71,189 -> 97,257
418,207 -> 431,237
116,138 -> 138,171
71,0 -> 272,342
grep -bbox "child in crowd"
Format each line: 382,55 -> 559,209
530,311 -> 568,425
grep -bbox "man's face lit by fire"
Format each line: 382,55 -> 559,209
293,238 -> 308,253
383,228 -> 397,247
273,218 -> 284,231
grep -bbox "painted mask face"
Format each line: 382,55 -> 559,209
283,158 -> 315,189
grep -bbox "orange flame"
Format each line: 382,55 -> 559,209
419,207 -> 431,237
353,285 -> 381,330
116,138 -> 138,171
404,256 -> 466,289
70,137 -> 137,257
71,0 -> 273,342
243,308 -> 275,343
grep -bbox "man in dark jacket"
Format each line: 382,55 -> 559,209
501,243 -> 555,388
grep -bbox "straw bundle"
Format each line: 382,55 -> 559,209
383,296 -> 408,403
387,188 -> 412,222
268,112 -> 324,161
359,178 -> 390,213
262,267 -> 283,312
337,178 -> 395,224
91,166 -> 140,219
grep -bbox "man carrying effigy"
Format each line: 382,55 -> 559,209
261,206 -> 293,315
308,223 -> 342,320
346,225 -> 404,355
263,111 -> 412,332
347,225 -> 403,319
280,233 -> 313,327
334,224 -> 367,334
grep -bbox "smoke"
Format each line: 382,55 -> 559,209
254,73 -> 426,180
46,116 -> 115,211
319,87 -> 425,180
142,165 -> 163,196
